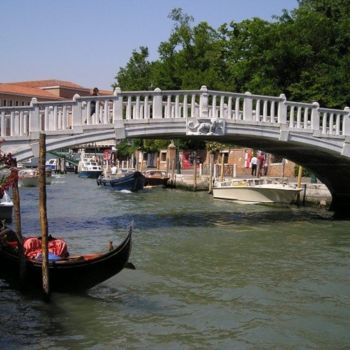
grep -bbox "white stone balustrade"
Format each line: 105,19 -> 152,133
1,86 -> 349,143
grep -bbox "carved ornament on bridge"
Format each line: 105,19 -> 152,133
186,118 -> 225,136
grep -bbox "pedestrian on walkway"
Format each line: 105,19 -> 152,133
250,155 -> 258,176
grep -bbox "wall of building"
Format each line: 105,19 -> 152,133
0,94 -> 31,107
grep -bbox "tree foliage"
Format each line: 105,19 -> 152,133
113,1 -> 350,152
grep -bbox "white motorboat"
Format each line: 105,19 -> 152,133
78,151 -> 102,179
213,177 -> 302,204
18,168 -> 52,187
0,191 -> 14,222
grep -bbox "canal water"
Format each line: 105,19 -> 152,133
1,174 -> 350,349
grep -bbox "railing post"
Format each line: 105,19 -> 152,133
72,94 -> 82,130
152,88 -> 163,119
278,94 -> 287,124
29,97 -> 40,134
243,91 -> 252,121
0,111 -> 5,137
343,107 -> 350,136
113,87 -> 123,123
311,102 -> 320,132
200,85 -> 209,118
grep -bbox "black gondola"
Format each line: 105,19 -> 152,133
97,171 -> 145,192
0,227 -> 132,292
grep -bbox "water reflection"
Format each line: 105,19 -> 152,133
1,175 -> 349,349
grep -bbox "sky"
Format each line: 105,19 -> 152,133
1,0 -> 298,90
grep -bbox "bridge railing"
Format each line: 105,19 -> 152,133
0,86 -> 349,139
0,105 -> 33,137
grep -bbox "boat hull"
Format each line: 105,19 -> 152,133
0,229 -> 132,292
97,171 -> 145,192
213,185 -> 301,203
78,170 -> 102,179
143,170 -> 169,187
0,204 -> 13,222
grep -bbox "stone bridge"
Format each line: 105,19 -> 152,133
1,86 -> 350,217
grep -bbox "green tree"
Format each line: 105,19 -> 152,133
113,46 -> 152,90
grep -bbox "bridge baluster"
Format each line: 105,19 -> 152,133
53,106 -> 58,131
85,101 -> 91,124
336,113 -> 341,135
289,106 -> 295,128
322,112 -> 327,134
104,100 -> 109,123
263,101 -> 268,122
191,95 -> 196,118
329,113 -> 334,135
255,99 -> 261,122
62,105 -> 67,129
10,111 -> 14,136
270,101 -> 275,123
219,96 -> 225,118
303,107 -> 309,129
0,112 -> 5,137
234,97 -> 240,120
126,96 -> 132,120
18,111 -> 23,136
165,96 -> 171,118
212,95 -> 217,118
144,96 -> 149,119
175,95 -> 180,118
227,97 -> 232,119
296,107 -> 302,128
183,95 -> 188,119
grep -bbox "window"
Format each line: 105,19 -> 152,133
160,151 -> 167,162
270,154 -> 284,164
221,152 -> 229,164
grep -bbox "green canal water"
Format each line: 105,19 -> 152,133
1,174 -> 350,349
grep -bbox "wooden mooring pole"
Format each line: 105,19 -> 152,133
12,167 -> 26,283
38,133 -> 50,300
208,152 -> 214,194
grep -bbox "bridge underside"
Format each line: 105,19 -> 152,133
6,128 -> 350,219
186,134 -> 350,219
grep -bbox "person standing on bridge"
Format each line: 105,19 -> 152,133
90,87 -> 99,117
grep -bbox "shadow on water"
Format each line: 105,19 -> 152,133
39,207 -> 333,233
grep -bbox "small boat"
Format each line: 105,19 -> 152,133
143,170 -> 169,187
213,177 -> 302,204
0,227 -> 132,292
18,168 -> 52,187
18,168 -> 39,187
78,152 -> 102,179
0,191 -> 13,222
97,171 -> 145,192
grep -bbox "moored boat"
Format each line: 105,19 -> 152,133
143,170 -> 169,187
78,152 -> 102,179
97,171 -> 145,192
213,177 -> 302,204
0,226 -> 132,292
0,191 -> 13,222
18,168 -> 52,187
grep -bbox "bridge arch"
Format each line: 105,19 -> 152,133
1,87 -> 350,217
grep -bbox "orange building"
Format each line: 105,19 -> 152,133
0,79 -> 112,107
